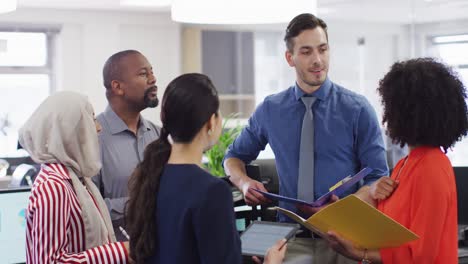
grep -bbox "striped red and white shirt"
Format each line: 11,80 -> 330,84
26,163 -> 129,264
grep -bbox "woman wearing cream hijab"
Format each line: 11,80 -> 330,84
20,91 -> 129,263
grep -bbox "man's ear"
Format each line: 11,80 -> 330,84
285,50 -> 295,67
111,80 -> 124,96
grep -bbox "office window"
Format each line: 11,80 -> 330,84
201,31 -> 256,119
0,32 -> 47,66
201,31 -> 295,119
0,31 -> 53,157
431,34 -> 468,166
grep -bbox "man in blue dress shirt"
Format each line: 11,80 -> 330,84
224,13 -> 388,222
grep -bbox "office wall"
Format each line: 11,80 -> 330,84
412,18 -> 468,57
182,21 -> 407,120
0,8 -> 409,126
181,21 -> 408,158
0,8 -> 181,126
411,19 -> 468,166
326,20 -> 408,121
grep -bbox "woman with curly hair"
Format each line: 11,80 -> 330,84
326,58 -> 468,263
125,73 -> 286,264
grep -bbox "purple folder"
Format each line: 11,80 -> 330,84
253,167 -> 373,207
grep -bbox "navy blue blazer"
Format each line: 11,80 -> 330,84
148,164 -> 241,264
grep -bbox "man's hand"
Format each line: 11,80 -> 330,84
224,158 -> 271,205
296,194 -> 339,217
240,178 -> 271,206
369,176 -> 398,201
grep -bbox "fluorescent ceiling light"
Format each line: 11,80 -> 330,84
171,0 -> 317,24
120,0 -> 172,7
0,0 -> 16,14
433,34 -> 468,44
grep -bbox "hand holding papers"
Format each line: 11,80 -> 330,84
296,194 -> 339,217
253,167 -> 373,207
242,179 -> 271,206
275,195 -> 419,249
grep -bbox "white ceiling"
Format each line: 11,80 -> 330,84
17,0 -> 171,12
318,0 -> 468,23
15,0 -> 468,24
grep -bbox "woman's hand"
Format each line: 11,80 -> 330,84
370,176 -> 398,201
122,242 -> 135,264
252,239 -> 287,264
325,231 -> 363,261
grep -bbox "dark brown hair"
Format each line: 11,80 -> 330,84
125,73 -> 219,263
284,13 -> 328,52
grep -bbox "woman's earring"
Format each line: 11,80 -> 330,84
208,129 -> 212,136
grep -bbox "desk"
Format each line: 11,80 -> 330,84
233,190 -> 263,231
460,247 -> 468,263
460,225 -> 468,263
284,238 -> 468,264
284,238 -> 357,264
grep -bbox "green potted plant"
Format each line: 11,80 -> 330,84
205,113 -> 243,177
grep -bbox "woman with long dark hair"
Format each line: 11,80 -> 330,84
125,73 -> 286,264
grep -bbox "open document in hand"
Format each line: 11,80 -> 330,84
275,195 -> 419,249
253,167 -> 373,207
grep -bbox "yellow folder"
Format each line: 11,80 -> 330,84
275,195 -> 419,249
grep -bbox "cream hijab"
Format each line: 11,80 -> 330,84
19,91 -> 116,248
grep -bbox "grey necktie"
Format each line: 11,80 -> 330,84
298,96 -> 317,201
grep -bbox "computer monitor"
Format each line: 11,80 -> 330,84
454,167 -> 468,225
0,187 -> 31,264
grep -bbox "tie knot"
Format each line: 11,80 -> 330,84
301,96 -> 316,108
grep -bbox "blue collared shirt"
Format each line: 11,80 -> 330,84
225,78 -> 388,221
